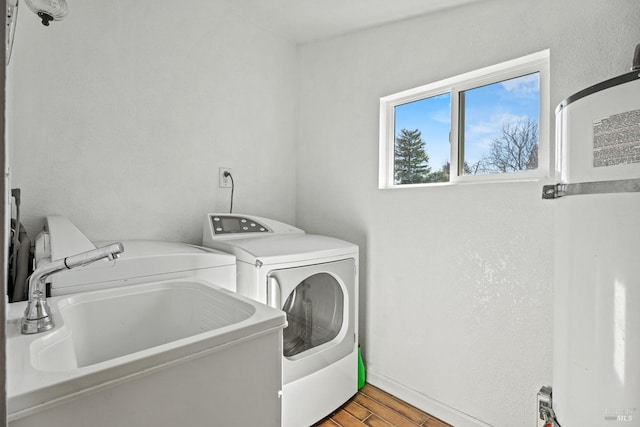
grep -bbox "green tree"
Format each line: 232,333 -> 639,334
426,161 -> 450,183
394,129 -> 431,184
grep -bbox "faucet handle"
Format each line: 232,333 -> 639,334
63,242 -> 124,269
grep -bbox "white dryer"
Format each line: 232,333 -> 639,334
203,213 -> 359,427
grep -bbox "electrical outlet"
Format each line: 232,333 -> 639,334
219,168 -> 233,188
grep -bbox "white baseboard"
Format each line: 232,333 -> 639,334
366,370 -> 494,427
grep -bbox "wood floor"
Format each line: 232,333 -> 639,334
314,384 -> 453,427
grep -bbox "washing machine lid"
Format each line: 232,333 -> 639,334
207,234 -> 358,265
41,215 -> 236,289
50,240 -> 236,288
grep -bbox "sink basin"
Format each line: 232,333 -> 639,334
7,280 -> 286,424
31,282 -> 254,371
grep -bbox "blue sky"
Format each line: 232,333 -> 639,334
394,73 -> 540,173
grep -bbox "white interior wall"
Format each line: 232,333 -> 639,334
296,1 -> 640,426
8,0 -> 297,243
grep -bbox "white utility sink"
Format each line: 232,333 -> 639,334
32,281 -> 254,371
7,280 -> 286,427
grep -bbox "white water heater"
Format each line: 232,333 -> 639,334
544,61 -> 640,425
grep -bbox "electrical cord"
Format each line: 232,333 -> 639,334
224,171 -> 234,213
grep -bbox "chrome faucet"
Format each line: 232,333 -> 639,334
21,242 -> 124,334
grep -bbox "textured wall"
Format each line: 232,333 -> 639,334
8,0 -> 297,243
296,0 -> 640,425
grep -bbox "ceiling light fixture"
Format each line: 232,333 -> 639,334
23,0 -> 68,26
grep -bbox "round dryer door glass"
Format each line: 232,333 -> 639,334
282,273 -> 344,358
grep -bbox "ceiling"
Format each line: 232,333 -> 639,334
223,0 -> 484,43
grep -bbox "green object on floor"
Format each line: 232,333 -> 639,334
357,346 -> 366,389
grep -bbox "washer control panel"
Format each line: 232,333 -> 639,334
210,215 -> 270,234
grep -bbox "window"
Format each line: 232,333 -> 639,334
379,50 -> 550,188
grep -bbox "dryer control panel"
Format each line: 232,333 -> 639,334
203,213 -> 305,245
210,215 -> 270,235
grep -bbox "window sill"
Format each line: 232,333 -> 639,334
379,173 -> 551,189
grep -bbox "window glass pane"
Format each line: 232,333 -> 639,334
394,93 -> 451,184
460,72 -> 540,175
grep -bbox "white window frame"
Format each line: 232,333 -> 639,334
379,50 -> 550,189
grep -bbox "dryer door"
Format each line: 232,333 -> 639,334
267,258 -> 356,384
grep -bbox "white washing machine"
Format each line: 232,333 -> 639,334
37,215 -> 237,295
202,213 -> 359,427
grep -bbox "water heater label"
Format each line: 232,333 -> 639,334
593,108 -> 640,167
